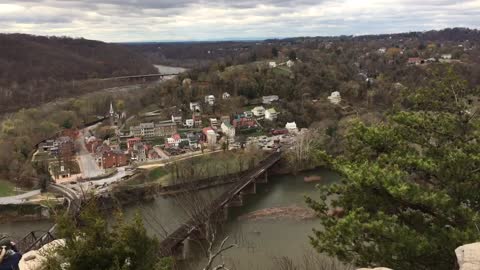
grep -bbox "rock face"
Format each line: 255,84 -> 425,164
455,243 -> 480,270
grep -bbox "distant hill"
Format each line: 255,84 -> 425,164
0,34 -> 156,113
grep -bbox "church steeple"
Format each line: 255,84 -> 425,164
109,101 -> 114,116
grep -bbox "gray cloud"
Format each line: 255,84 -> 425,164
0,0 -> 478,41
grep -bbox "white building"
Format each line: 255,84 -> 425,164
171,114 -> 182,124
441,54 -> 452,60
221,121 -> 235,139
328,91 -> 342,105
190,102 -> 201,112
286,60 -> 295,68
252,106 -> 266,117
378,47 -> 387,54
210,118 -> 218,128
204,95 -> 215,105
265,108 -> 279,121
262,95 -> 279,104
185,119 -> 194,128
269,62 -> 277,68
222,92 -> 231,99
286,122 -> 298,133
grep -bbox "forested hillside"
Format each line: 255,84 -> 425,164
0,34 -> 156,113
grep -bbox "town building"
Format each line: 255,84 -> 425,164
185,119 -> 194,128
222,92 -> 231,99
171,114 -> 183,124
202,127 -> 217,146
252,106 -> 266,117
286,60 -> 295,68
407,57 -> 424,65
204,95 -> 215,105
221,121 -> 236,139
190,102 -> 201,112
244,111 -> 254,118
328,91 -> 342,105
210,118 -> 218,128
101,150 -> 128,168
129,121 -> 177,138
193,112 -> 202,127
262,95 -> 279,105
269,62 -> 277,68
441,54 -> 452,60
286,122 -> 298,133
232,118 -> 256,129
127,137 -> 142,150
265,108 -> 279,121
220,115 -> 231,123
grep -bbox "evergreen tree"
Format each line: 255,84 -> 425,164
307,71 -> 480,270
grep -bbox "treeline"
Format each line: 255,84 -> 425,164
0,34 -> 156,113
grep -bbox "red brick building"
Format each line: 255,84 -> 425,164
232,118 -> 256,128
101,150 -> 128,169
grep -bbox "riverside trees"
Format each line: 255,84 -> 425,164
307,71 -> 480,269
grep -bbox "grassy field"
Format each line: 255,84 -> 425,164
0,180 -> 16,197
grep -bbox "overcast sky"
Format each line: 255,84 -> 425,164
0,0 -> 479,42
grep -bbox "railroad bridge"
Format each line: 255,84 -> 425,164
158,151 -> 282,257
14,151 -> 282,255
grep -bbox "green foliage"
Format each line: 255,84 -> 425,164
48,203 -> 166,270
307,71 -> 480,270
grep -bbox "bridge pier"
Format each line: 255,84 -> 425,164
256,171 -> 268,184
241,182 -> 256,195
227,194 -> 244,207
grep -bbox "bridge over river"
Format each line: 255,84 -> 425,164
14,151 -> 282,256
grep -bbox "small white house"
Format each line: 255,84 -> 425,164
185,119 -> 194,128
441,54 -> 452,60
204,95 -> 215,106
286,60 -> 295,68
222,92 -> 231,99
378,47 -> 387,54
252,106 -> 266,117
265,108 -> 279,121
269,62 -> 277,68
221,121 -> 235,139
189,102 -> 201,112
328,91 -> 342,105
286,122 -> 298,133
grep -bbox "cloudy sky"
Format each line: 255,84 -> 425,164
0,0 -> 479,42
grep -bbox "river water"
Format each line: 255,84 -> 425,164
0,168 -> 343,270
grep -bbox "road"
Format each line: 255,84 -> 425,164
76,124 -> 104,178
0,190 -> 41,205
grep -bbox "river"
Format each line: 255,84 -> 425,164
0,168 -> 345,270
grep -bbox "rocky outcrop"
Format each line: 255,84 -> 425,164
19,239 -> 65,270
455,243 -> 480,270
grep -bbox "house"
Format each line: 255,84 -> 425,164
262,95 -> 279,105
441,54 -> 452,60
185,119 -> 194,128
101,150 -> 128,169
204,95 -> 215,105
210,118 -> 218,128
171,114 -> 183,124
190,102 -> 201,112
265,108 -> 279,121
426,57 -> 437,63
407,57 -> 424,65
127,137 -> 142,150
85,136 -> 101,153
202,127 -> 217,146
193,112 -> 202,127
378,47 -> 387,54
285,122 -> 298,133
252,106 -> 266,117
131,142 -> 147,162
328,91 -> 341,105
221,121 -> 236,139
148,149 -> 160,160
286,60 -> 295,68
269,62 -> 277,68
232,118 -> 256,129
166,133 -> 182,148
220,115 -> 231,123
222,92 -> 231,99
